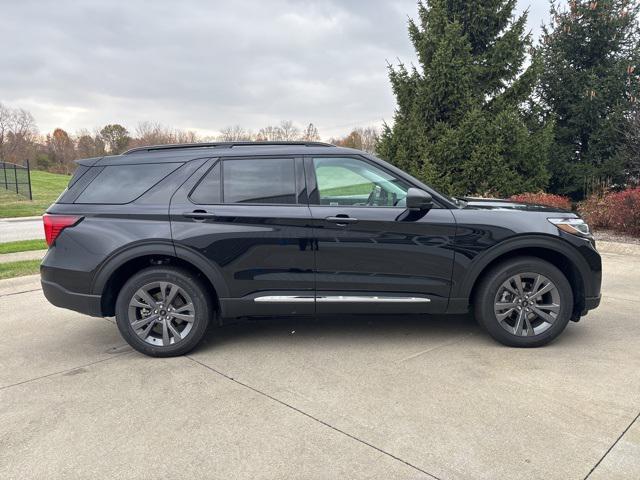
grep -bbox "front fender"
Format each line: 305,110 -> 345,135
450,233 -> 600,303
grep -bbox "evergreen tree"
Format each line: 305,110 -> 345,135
377,0 -> 552,197
540,0 -> 640,198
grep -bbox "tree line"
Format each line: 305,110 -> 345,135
378,0 -> 640,199
3,1 -> 638,199
0,111 -> 379,175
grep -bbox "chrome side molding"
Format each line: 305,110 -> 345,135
317,296 -> 430,303
254,295 -> 430,303
254,296 -> 315,303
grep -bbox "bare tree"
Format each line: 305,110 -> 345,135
256,120 -> 303,141
218,125 -> 253,141
358,126 -> 379,154
256,125 -> 284,141
301,123 -> 320,142
0,103 -> 38,164
133,121 -> 173,146
131,121 -> 201,147
175,129 -> 200,144
279,120 -> 300,141
331,126 -> 379,154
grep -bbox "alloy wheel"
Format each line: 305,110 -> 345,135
127,281 -> 196,346
493,272 -> 561,337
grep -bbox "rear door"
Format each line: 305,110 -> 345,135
170,156 -> 315,317
306,155 -> 457,314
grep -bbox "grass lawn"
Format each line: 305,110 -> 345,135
0,259 -> 41,280
0,239 -> 48,254
0,170 -> 71,218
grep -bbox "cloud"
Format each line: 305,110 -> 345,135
1,0 -> 552,139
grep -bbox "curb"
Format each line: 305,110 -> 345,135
0,216 -> 42,222
0,249 -> 47,264
596,241 -> 640,257
0,273 -> 41,296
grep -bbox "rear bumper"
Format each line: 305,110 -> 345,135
41,279 -> 103,317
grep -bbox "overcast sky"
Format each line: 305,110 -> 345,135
1,0 -> 556,140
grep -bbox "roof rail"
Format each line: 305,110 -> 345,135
123,141 -> 335,155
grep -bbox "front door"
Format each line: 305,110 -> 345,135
306,155 -> 457,314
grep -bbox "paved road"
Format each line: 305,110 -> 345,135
0,216 -> 43,242
1,252 -> 638,479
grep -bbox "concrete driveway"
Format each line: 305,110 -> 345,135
1,252 -> 639,480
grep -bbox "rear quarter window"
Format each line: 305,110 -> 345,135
190,161 -> 221,204
75,163 -> 181,204
68,165 -> 90,188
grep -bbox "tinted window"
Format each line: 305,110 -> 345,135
190,162 -> 221,204
68,165 -> 90,188
223,158 -> 296,204
313,157 -> 408,207
76,163 -> 181,204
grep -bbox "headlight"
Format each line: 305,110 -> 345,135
548,218 -> 591,236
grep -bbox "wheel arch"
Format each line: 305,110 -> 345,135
459,236 -> 589,318
93,243 -> 228,318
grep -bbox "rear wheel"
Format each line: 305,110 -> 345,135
115,266 -> 212,357
474,257 -> 573,347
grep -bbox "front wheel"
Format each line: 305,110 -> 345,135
474,257 -> 574,347
115,266 -> 212,357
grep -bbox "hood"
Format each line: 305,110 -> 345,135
461,197 -> 574,214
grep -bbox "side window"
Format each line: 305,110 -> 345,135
68,165 -> 90,188
313,157 -> 408,207
76,163 -> 181,204
190,161 -> 221,204
223,158 -> 296,204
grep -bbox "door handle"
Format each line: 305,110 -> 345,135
183,210 -> 217,221
325,215 -> 358,226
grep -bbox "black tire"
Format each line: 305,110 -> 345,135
474,256 -> 573,347
115,266 -> 213,357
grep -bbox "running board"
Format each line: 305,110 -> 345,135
254,295 -> 430,303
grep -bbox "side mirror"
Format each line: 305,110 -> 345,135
406,188 -> 433,211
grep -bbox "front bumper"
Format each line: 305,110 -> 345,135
41,279 -> 103,317
584,294 -> 602,312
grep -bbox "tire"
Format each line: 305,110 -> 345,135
115,266 -> 213,357
474,256 -> 573,348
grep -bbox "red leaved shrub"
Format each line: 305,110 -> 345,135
509,192 -> 572,211
579,188 -> 640,236
577,192 -> 610,230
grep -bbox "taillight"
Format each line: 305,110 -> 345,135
43,214 -> 83,247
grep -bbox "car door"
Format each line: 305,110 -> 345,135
170,156 -> 315,317
305,155 -> 457,314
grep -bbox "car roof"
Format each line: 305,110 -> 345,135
76,142 -> 367,166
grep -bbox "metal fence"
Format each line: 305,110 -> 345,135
1,160 -> 33,200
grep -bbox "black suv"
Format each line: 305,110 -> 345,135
41,142 -> 602,356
